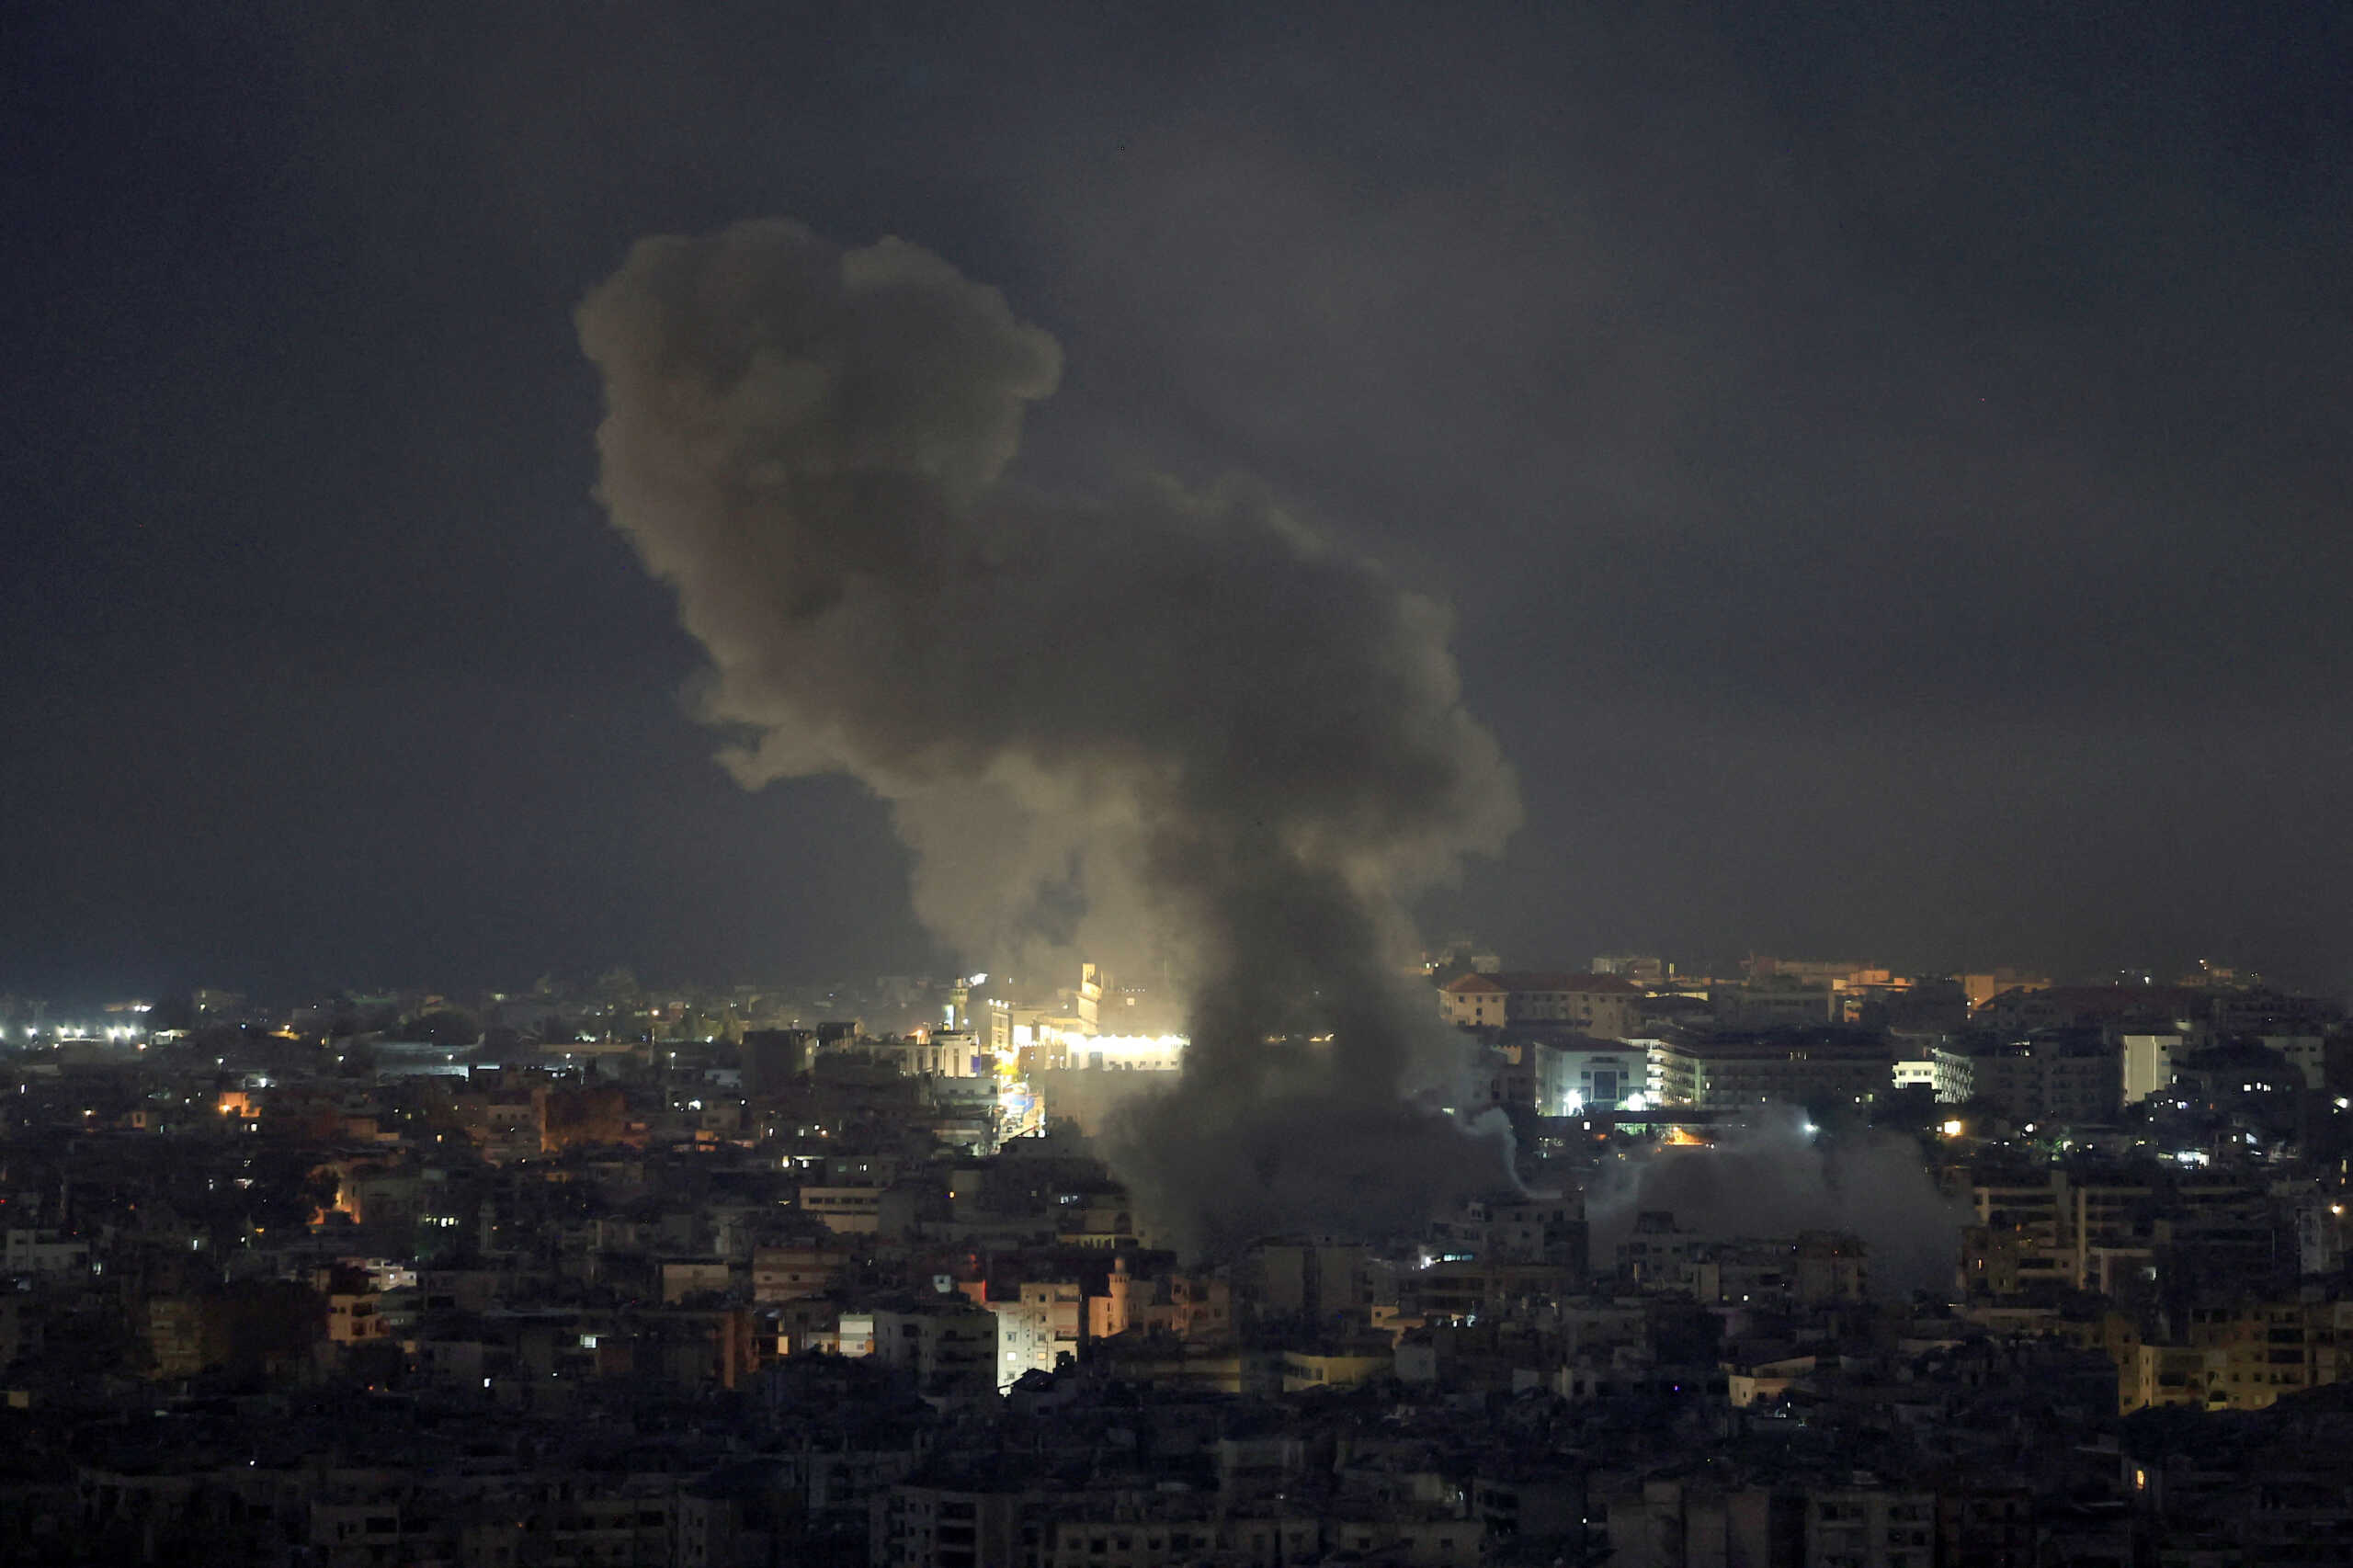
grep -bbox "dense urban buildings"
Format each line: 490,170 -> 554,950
14,4 -> 2343,1568
2,951 -> 2349,1564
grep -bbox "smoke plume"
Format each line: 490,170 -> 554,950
577,219 -> 1521,1256
1584,1107 -> 1966,1299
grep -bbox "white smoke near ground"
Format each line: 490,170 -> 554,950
1584,1105 -> 1966,1300
577,219 -> 1522,1257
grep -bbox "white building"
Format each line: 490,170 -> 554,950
986,1279 -> 1085,1390
1534,1039 -> 1647,1113
2120,1034 -> 2185,1105
884,1030 -> 985,1077
1894,1051 -> 1972,1103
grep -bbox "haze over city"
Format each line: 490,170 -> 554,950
8,10 -> 2353,1568
7,3 -> 2349,1006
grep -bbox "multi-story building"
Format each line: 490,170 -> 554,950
1031,1494 -> 1222,1568
1279,1344 -> 1392,1393
1439,972 -> 1641,1039
1804,1483 -> 1938,1568
1948,1034 -> 2121,1126
1796,1231 -> 1870,1303
800,1186 -> 887,1234
1934,1480 -> 2036,1568
1978,985 -> 2203,1036
754,1243 -> 850,1302
1446,1193 -> 1587,1267
2117,1298 -> 2353,1415
2,1229 -> 91,1277
2120,1034 -> 2186,1105
988,1281 -> 1084,1388
1963,1170 -> 2277,1298
2254,1033 -> 2329,1092
1605,1477 -> 1800,1568
883,1031 -> 986,1078
2182,1297 -> 2353,1410
1713,980 -> 1841,1029
1619,1210 -> 1701,1292
1244,1238 -> 1375,1323
2297,1194 -> 2348,1277
740,1028 -> 814,1096
324,1291 -> 388,1346
661,1258 -> 733,1303
1593,953 -> 1671,985
1533,1037 -> 1647,1113
1647,1033 -> 1891,1112
872,1483 -> 1029,1568
869,1300 -> 1000,1402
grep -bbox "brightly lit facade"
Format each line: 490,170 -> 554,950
1534,1038 -> 1647,1115
908,967 -> 1191,1142
1029,1032 -> 1186,1073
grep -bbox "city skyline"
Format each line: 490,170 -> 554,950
9,10 -> 2353,1563
0,940 -> 2322,1022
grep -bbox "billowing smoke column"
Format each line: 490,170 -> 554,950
577,220 -> 1522,1256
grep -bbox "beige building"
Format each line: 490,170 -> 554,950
660,1258 -> 733,1303
1439,971 -> 1641,1038
2112,1298 -> 2353,1414
753,1243 -> 848,1302
1724,1353 -> 1817,1407
1964,1172 -> 2273,1298
799,1185 -> 886,1233
869,1300 -> 999,1401
1279,1344 -> 1392,1393
2120,1033 -> 2185,1105
324,1292 -> 389,1345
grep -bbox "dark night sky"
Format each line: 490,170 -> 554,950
4,2 -> 2348,1001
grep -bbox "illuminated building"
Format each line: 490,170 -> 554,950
1531,1036 -> 1645,1114
1438,971 -> 1640,1038
1646,1032 -> 1890,1111
2120,1033 -> 2184,1105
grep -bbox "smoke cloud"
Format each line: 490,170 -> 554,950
1584,1106 -> 1966,1299
577,219 -> 1521,1256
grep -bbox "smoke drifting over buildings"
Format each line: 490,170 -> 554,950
577,219 -> 1521,1256
1584,1108 -> 1968,1300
